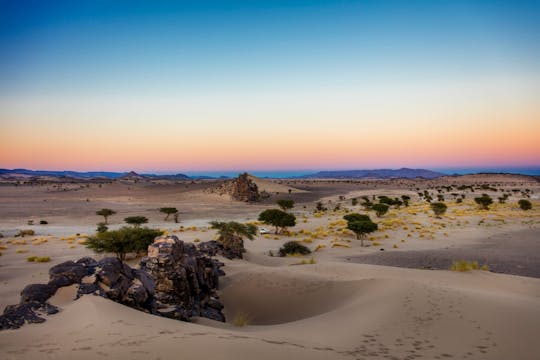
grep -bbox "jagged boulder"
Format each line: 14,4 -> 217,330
1,236 -> 227,330
140,235 -> 225,322
206,173 -> 260,202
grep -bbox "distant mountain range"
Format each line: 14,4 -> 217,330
298,168 -> 445,179
0,169 -> 191,180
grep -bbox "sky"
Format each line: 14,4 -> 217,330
1,0 -> 539,173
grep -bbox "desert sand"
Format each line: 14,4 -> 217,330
1,175 -> 539,359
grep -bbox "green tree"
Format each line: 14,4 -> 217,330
351,198 -> 358,206
276,199 -> 295,212
518,199 -> 532,210
343,213 -> 371,223
210,221 -> 257,256
346,220 -> 378,247
86,227 -> 163,261
96,222 -> 108,233
159,207 -> 178,221
124,216 -> 148,227
430,202 -> 448,218
474,194 -> 493,210
258,209 -> 296,234
96,208 -> 116,224
372,203 -> 389,217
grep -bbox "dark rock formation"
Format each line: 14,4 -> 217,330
0,236 -> 226,330
140,235 -> 225,322
206,173 -> 260,202
198,239 -> 245,260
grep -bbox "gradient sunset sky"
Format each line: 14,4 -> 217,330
1,0 -> 539,173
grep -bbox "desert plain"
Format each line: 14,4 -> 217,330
0,173 -> 539,360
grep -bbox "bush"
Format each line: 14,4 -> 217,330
450,260 -> 488,272
258,209 -> 296,234
430,202 -> 448,218
27,256 -> 51,263
518,199 -> 532,210
343,213 -> 371,223
278,241 -> 311,257
276,199 -> 295,212
474,194 -> 493,210
124,216 -> 149,227
96,222 -> 108,233
86,227 -> 163,261
372,203 -> 389,217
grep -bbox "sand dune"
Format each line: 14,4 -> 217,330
1,260 -> 539,360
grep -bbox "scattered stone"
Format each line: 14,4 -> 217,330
0,235 -> 227,330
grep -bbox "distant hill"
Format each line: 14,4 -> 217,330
0,169 -> 191,180
299,168 -> 445,179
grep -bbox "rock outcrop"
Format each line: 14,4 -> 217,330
0,236 -> 226,330
140,236 -> 225,321
198,239 -> 245,260
206,173 -> 260,202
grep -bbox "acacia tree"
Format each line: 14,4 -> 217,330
210,221 -> 257,258
160,207 -> 178,221
258,209 -> 296,234
276,199 -> 295,212
372,203 -> 389,217
474,194 -> 493,210
124,216 -> 148,227
346,219 -> 378,247
430,202 -> 447,218
96,208 -> 116,224
343,213 -> 371,223
86,227 -> 163,261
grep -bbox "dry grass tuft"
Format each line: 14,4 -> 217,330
233,311 -> 251,327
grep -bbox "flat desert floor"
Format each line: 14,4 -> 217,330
1,175 -> 539,360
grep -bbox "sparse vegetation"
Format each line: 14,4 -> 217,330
96,222 -> 108,233
160,207 -> 179,221
372,203 -> 389,217
27,256 -> 51,263
96,208 -> 116,224
278,241 -> 311,257
430,202 -> 448,218
474,194 -> 493,210
86,227 -> 163,261
450,260 -> 489,272
276,199 -> 295,212
124,216 -> 149,227
343,213 -> 378,247
233,311 -> 251,326
258,209 -> 296,234
518,199 -> 532,211
210,221 -> 257,255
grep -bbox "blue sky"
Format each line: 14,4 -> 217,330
1,1 -> 539,171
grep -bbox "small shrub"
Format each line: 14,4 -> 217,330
518,199 -> 532,211
233,312 -> 250,327
27,256 -> 51,263
450,260 -> 480,272
278,241 -> 311,257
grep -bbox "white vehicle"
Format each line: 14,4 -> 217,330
259,227 -> 270,234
